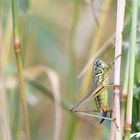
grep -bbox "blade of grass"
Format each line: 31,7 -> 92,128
121,49 -> 129,139
67,0 -> 79,139
124,0 -> 139,139
26,66 -> 62,140
11,0 -> 30,140
110,0 -> 126,140
47,69 -> 62,140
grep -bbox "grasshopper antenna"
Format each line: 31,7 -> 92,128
110,54 -> 122,67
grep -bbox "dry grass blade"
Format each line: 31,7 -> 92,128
78,17 -> 129,79
47,68 -> 62,140
78,33 -> 115,79
25,66 -> 62,140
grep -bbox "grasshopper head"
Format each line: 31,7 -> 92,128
94,59 -> 110,71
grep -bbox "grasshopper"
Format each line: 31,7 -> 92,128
70,56 -> 121,127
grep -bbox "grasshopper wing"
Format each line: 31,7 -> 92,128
70,85 -> 106,112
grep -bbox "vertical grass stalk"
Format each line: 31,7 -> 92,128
121,49 -> 129,139
11,0 -> 31,140
124,0 -> 139,139
110,0 -> 126,140
67,0 -> 79,140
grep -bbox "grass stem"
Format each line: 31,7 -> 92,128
67,0 -> 79,140
124,0 -> 139,139
11,0 -> 31,140
110,0 -> 126,140
121,49 -> 129,139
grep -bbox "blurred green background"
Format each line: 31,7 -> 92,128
0,0 -> 140,140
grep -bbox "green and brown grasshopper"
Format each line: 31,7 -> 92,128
70,56 -> 120,126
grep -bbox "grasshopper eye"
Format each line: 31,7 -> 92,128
95,59 -> 102,66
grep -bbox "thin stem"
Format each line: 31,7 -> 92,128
121,49 -> 129,139
67,0 -> 79,140
11,0 -> 31,140
124,0 -> 139,139
111,0 -> 126,140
